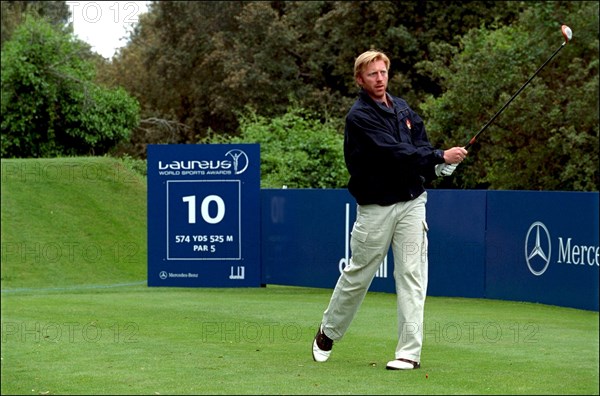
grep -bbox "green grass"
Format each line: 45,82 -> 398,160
1,158 -> 598,395
1,157 -> 146,288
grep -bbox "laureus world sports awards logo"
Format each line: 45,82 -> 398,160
225,149 -> 249,175
157,149 -> 250,176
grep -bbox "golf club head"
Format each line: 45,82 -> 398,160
561,25 -> 572,43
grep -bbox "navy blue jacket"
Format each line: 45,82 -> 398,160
344,89 -> 445,205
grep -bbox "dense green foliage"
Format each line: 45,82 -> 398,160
106,1 -> 526,139
0,0 -> 70,47
421,2 -> 599,190
203,108 -> 347,188
101,0 -> 597,191
1,1 -> 597,190
1,15 -> 140,158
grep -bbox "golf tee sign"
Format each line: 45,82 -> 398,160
147,144 -> 261,287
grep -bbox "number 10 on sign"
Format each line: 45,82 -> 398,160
167,180 -> 241,260
182,195 -> 225,224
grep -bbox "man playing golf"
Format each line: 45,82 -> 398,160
312,50 -> 467,370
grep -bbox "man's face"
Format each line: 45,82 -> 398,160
356,60 -> 388,101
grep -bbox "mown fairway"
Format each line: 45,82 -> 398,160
1,158 -> 598,395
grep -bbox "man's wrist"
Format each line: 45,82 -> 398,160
434,149 -> 445,164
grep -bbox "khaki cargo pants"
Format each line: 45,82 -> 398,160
321,192 -> 429,363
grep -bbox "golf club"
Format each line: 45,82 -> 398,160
464,24 -> 573,150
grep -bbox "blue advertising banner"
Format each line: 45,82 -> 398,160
260,189 -> 487,298
261,189 -> 598,311
260,189 -> 356,289
485,191 -> 599,310
147,144 -> 261,287
426,190 -> 487,298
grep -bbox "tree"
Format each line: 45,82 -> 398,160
107,1 -> 525,143
100,1 -> 597,190
1,15 -> 140,158
203,106 -> 347,189
420,1 -> 599,190
1,0 -> 71,47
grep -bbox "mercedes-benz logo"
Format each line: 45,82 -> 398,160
159,271 -> 168,280
525,221 -> 552,276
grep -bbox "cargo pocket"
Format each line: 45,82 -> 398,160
350,222 -> 369,265
351,223 -> 368,243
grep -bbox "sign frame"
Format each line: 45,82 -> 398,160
147,144 -> 261,287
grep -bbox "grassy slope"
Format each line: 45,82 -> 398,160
1,158 -> 598,395
1,157 -> 147,289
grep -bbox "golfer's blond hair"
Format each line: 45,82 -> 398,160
353,50 -> 391,80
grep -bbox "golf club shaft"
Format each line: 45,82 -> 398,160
464,41 -> 567,150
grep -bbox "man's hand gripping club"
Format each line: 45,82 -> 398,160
435,147 -> 468,177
